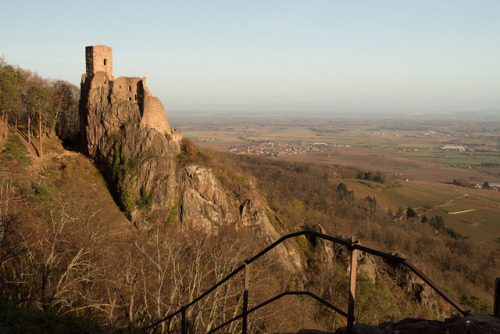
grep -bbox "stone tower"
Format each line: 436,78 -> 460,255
81,45 -> 179,140
85,45 -> 114,80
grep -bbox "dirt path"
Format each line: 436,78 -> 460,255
438,194 -> 469,208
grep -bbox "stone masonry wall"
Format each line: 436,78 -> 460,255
84,45 -> 173,136
112,77 -> 143,103
86,45 -> 114,80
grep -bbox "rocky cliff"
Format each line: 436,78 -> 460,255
78,47 -> 301,271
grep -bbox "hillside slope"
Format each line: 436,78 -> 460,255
1,56 -> 498,332
1,124 -> 498,332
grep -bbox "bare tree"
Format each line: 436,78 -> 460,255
26,86 -> 49,157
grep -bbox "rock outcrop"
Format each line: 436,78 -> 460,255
181,165 -> 235,232
78,45 -> 301,271
79,56 -> 180,228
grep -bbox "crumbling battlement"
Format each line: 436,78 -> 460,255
82,45 -> 177,137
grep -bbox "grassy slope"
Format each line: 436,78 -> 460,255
0,133 -> 133,333
334,178 -> 500,242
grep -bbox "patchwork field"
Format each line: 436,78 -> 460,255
169,111 -> 500,242
335,179 -> 500,242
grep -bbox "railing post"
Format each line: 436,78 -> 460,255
242,261 -> 250,334
494,277 -> 500,318
181,306 -> 187,334
347,243 -> 358,334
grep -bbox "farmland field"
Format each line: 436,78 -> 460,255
169,111 -> 500,242
331,179 -> 500,241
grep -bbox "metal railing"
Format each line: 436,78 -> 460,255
145,229 -> 470,333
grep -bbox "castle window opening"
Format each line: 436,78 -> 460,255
129,97 -> 132,101
104,59 -> 106,65
119,85 -> 121,89
129,86 -> 132,91
135,94 -> 137,101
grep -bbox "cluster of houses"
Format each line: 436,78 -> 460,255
439,145 -> 497,153
457,182 -> 500,190
440,145 -> 467,152
230,141 -> 328,157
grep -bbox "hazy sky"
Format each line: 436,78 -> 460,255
1,0 -> 499,114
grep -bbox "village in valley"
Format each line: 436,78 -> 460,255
228,141 -> 351,157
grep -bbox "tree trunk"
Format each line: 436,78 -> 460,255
39,112 -> 42,158
0,115 -> 3,139
28,115 -> 31,144
15,116 -> 17,133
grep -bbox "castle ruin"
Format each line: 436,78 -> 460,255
82,45 -> 181,140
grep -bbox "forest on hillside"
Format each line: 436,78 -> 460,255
0,60 -> 499,333
0,58 -> 79,153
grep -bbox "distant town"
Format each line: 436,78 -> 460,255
228,141 -> 350,157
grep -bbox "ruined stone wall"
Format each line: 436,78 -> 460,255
140,94 -> 170,134
86,45 -> 114,80
84,45 -> 175,136
112,77 -> 143,103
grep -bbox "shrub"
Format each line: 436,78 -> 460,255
166,196 -> 179,226
181,138 -> 198,157
429,215 -> 445,230
337,182 -> 354,200
118,184 -> 136,213
445,227 -> 467,240
138,186 -> 154,211
355,272 -> 397,324
365,196 -> 377,207
460,294 -> 492,314
406,207 -> 417,218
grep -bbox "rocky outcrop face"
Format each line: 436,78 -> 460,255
78,48 -> 301,272
181,165 -> 235,232
79,73 -> 180,228
357,252 -> 379,282
78,70 -> 297,256
178,165 -> 302,271
383,260 -> 444,317
240,199 -> 302,271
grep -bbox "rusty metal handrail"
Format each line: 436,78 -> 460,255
206,291 -> 348,334
145,229 -> 469,332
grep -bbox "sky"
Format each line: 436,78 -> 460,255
1,0 -> 499,114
